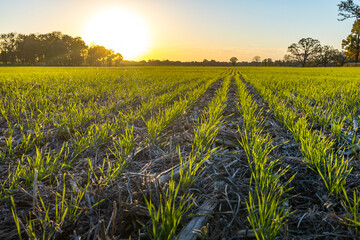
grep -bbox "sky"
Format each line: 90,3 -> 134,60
0,0 -> 354,61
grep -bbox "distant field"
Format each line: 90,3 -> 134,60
1,66 -> 360,239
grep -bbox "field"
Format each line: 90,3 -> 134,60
1,66 -> 360,239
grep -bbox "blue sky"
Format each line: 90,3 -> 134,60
0,0 -> 354,61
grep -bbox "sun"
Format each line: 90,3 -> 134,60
83,9 -> 151,60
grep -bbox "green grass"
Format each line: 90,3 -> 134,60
241,67 -> 359,236
235,72 -> 294,239
2,66 -> 360,239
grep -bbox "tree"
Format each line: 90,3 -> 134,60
16,34 -> 41,65
283,54 -> 294,66
338,0 -> 360,20
262,58 -> 273,66
67,36 -> 87,66
274,60 -> 285,66
252,56 -> 261,62
106,49 -> 115,66
39,31 -> 69,65
230,57 -> 238,66
113,53 -> 123,66
342,19 -> 360,62
334,50 -> 347,65
209,59 -> 217,66
87,44 -> 108,66
287,38 -> 322,67
203,59 -> 209,66
317,45 -> 338,67
0,33 -> 18,64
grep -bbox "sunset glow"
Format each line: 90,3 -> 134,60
83,8 -> 151,60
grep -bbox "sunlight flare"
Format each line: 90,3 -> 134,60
83,9 -> 151,60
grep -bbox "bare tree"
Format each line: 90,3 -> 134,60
288,38 -> 322,67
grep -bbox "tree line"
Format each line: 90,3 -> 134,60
0,31 -> 123,66
121,58 -> 295,67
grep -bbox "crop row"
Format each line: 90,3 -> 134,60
234,71 -> 294,239
241,68 -> 360,237
144,72 -> 231,239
